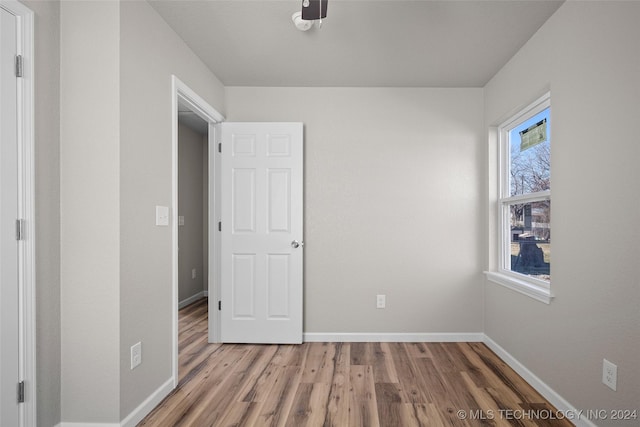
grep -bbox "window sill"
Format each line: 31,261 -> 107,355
484,271 -> 553,304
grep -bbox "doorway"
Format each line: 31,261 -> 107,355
177,99 -> 208,310
170,79 -> 305,386
171,76 -> 224,387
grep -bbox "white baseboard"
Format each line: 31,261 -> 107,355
303,332 -> 484,342
57,423 -> 119,427
483,335 -> 596,427
178,291 -> 207,309
120,377 -> 173,427
54,379 -> 173,427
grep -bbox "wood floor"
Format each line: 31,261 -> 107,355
138,299 -> 571,426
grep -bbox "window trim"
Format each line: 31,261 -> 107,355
486,92 -> 553,304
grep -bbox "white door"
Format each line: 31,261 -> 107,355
1,6 -> 21,427
219,123 -> 303,343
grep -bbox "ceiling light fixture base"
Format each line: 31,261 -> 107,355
292,12 -> 313,31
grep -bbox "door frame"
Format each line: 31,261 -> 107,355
170,76 -> 224,387
0,1 -> 35,425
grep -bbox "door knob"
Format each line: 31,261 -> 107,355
291,240 -> 303,248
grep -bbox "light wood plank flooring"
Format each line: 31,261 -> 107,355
138,299 -> 571,426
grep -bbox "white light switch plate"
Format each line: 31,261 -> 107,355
156,206 -> 169,226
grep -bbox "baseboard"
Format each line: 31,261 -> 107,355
120,377 -> 174,427
178,291 -> 206,309
55,378 -> 173,427
483,335 -> 596,427
303,332 -> 484,342
57,423 -> 119,427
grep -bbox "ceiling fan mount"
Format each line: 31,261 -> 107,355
293,0 -> 328,31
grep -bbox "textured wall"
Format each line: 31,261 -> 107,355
60,0 -> 121,422
226,87 -> 485,335
178,123 -> 206,304
484,2 -> 640,423
119,0 -> 225,419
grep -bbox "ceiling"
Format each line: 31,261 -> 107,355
149,0 -> 563,88
178,97 -> 209,134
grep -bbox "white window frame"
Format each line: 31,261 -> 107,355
486,92 -> 552,304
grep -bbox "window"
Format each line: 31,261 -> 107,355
487,93 -> 552,303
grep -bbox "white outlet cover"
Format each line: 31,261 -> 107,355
156,206 -> 169,226
131,342 -> 142,370
178,215 -> 185,226
602,359 -> 617,391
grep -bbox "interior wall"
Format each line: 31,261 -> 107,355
20,0 -> 61,425
484,1 -> 640,422
226,87 -> 484,334
119,0 -> 225,419
178,123 -> 205,304
60,0 -> 121,422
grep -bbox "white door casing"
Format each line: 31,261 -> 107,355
1,7 -> 20,427
171,75 -> 224,386
219,122 -> 303,344
1,2 -> 35,426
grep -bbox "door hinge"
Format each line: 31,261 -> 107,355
218,142 -> 222,153
17,381 -> 25,403
15,55 -> 23,78
218,221 -> 221,232
218,300 -> 221,311
16,219 -> 25,241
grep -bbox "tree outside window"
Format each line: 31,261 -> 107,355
500,100 -> 551,284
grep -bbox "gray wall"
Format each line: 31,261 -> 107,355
226,87 -> 485,334
57,0 -> 225,423
21,0 -> 61,425
178,123 -> 206,304
60,1 -> 121,422
119,0 -> 224,420
484,2 -> 640,423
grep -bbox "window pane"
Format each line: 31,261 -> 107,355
509,108 -> 550,196
509,200 -> 550,281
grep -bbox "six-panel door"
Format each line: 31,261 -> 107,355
220,123 -> 303,344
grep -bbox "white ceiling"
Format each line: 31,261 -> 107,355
149,0 -> 563,88
178,97 -> 209,134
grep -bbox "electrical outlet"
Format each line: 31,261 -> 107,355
376,294 -> 386,309
155,206 -> 169,226
131,342 -> 142,370
192,268 -> 197,279
602,359 -> 617,391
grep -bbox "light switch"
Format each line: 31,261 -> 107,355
178,216 -> 185,226
156,206 -> 169,226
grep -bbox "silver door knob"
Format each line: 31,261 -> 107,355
291,240 -> 303,248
